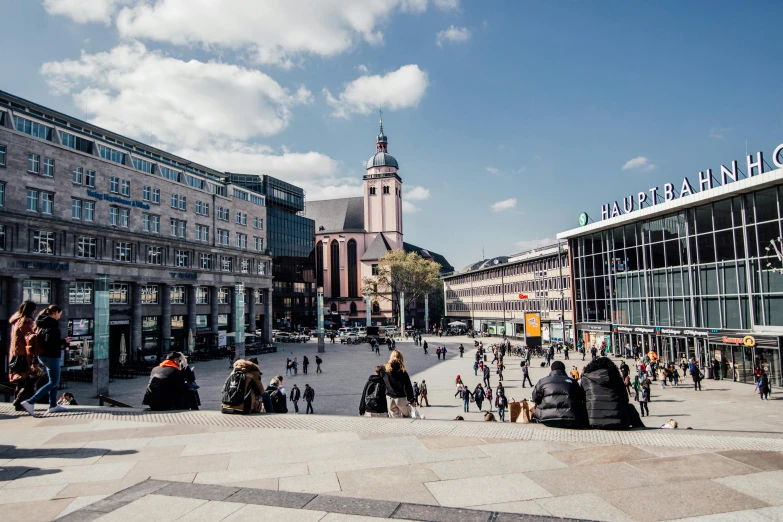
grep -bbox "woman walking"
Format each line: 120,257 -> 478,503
9,301 -> 37,410
639,381 -> 650,417
473,384 -> 485,410
454,376 -> 464,398
758,371 -> 771,400
485,385 -> 493,412
379,350 -> 415,418
20,305 -> 71,416
690,358 -> 702,391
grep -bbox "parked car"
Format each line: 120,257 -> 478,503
275,332 -> 292,343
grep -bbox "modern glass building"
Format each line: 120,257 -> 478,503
558,164 -> 783,387
227,174 -> 316,331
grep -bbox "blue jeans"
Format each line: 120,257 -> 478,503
27,356 -> 60,407
463,399 -> 469,412
498,406 -> 505,422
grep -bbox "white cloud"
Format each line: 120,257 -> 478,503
485,167 -> 499,174
436,26 -> 471,47
115,0 -> 429,66
433,0 -> 460,10
324,64 -> 429,118
622,156 -> 655,172
491,198 -> 517,212
405,186 -> 431,200
41,43 -> 312,148
515,238 -> 556,251
709,127 -> 730,140
356,64 -> 369,73
43,0 -> 126,24
402,200 -> 421,213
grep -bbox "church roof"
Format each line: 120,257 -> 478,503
366,152 -> 399,169
303,197 -> 364,233
404,242 -> 455,274
361,233 -> 393,261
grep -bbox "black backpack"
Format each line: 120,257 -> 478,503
269,388 -> 288,413
364,379 -> 385,412
222,372 -> 247,406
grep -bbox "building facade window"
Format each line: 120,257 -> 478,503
110,206 -> 119,226
109,283 -> 129,304
196,201 -> 209,216
143,186 -> 151,201
196,287 -> 209,304
258,260 -> 267,275
143,214 -> 160,233
41,193 -> 53,214
32,231 -> 55,255
72,166 -> 83,184
69,282 -> 93,304
254,237 -> 263,251
200,253 -> 213,270
121,179 -> 130,197
77,237 -> 96,258
241,259 -> 249,273
141,285 -> 159,304
196,224 -> 209,242
236,211 -> 247,225
110,176 -> 119,193
24,280 -> 51,304
217,207 -> 230,221
221,256 -> 233,272
147,246 -> 162,265
175,249 -> 190,267
26,189 -> 38,212
218,287 -> 230,304
71,199 -> 82,220
0,145 -> 5,166
217,229 -> 229,246
27,153 -> 40,174
330,240 -> 340,298
347,239 -> 358,297
120,208 -> 129,228
115,242 -> 132,262
0,225 -> 6,250
253,217 -> 263,229
170,286 -> 185,304
15,116 -> 53,140
171,219 -> 186,238
236,232 -> 247,249
0,183 -> 5,207
152,188 -> 160,204
43,158 -> 54,177
85,170 -> 95,187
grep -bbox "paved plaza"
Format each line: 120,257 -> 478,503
65,335 -> 782,433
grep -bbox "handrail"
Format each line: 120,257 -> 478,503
98,395 -> 132,408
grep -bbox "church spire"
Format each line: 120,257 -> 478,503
376,109 -> 388,153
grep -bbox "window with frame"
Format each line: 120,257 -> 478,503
98,144 -> 125,165
28,153 -> 40,173
217,229 -> 229,245
218,287 -> 230,304
0,225 -> 5,250
200,253 -> 212,270
195,201 -> 209,216
109,283 -> 129,304
236,211 -> 247,225
110,177 -> 119,193
241,259 -> 249,273
85,170 -> 95,187
143,186 -> 151,201
132,157 -> 154,174
71,199 -> 82,219
221,256 -> 233,272
171,315 -> 184,329
253,217 -> 263,229
369,187 -> 376,195
141,285 -> 159,304
196,224 -> 209,242
372,264 -> 379,276
120,208 -> 129,228
143,214 -> 160,233
14,116 -> 53,140
175,249 -> 190,267
170,286 -> 185,304
196,287 -> 209,304
235,232 -> 247,249
110,206 -> 119,226
257,260 -> 267,275
24,280 -> 51,304
254,237 -> 263,251
121,179 -> 130,197
26,189 -> 38,212
0,183 -> 4,207
0,145 -> 5,166
152,188 -> 160,204
147,246 -> 162,265
41,193 -> 53,215
115,242 -> 132,262
217,207 -> 229,221
72,166 -> 83,184
179,196 -> 186,211
383,186 -> 390,194
77,237 -> 96,258
43,158 -> 54,177
32,231 -> 55,255
69,282 -> 93,304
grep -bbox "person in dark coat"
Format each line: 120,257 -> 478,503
379,350 -> 415,417
581,356 -> 644,429
531,361 -> 587,428
360,366 -> 389,416
142,352 -> 189,411
19,305 -> 72,416
9,300 -> 37,410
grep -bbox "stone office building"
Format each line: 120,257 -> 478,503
0,90 -> 273,369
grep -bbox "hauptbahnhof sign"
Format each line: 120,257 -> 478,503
599,143 -> 783,221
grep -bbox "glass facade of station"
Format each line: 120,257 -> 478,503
570,185 -> 783,386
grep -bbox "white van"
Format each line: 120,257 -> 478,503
338,327 -> 350,337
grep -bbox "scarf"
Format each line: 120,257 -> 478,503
160,360 -> 180,370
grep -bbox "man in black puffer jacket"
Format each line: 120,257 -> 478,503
531,361 -> 587,428
142,352 -> 189,411
582,357 -> 644,429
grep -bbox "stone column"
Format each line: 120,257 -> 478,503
210,286 -> 219,335
246,286 -> 256,333
131,282 -> 143,362
160,283 -> 171,354
186,285 -> 197,341
264,288 -> 273,343
57,279 -> 71,339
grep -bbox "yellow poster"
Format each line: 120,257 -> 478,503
525,313 -> 541,337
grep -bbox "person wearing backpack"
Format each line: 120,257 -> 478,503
141,352 -> 190,411
19,305 -> 71,416
9,300 -> 37,411
360,366 -> 389,417
221,359 -> 268,414
289,384 -> 301,413
304,384 -> 315,414
266,377 -> 288,413
315,355 -> 323,373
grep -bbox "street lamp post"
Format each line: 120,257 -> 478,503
317,286 -> 325,353
501,267 -> 507,338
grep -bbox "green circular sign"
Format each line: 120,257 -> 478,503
578,212 -> 589,226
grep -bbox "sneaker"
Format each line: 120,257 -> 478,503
48,405 -> 68,413
19,401 -> 35,417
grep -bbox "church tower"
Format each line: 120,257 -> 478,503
363,117 -> 403,248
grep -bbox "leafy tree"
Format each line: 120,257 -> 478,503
362,249 -> 442,326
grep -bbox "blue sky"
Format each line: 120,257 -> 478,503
3,1 -> 783,270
